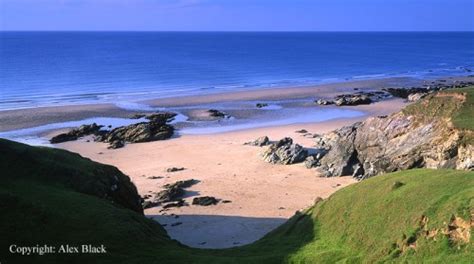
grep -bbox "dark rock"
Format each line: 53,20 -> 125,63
256,103 -> 269,108
146,179 -> 198,206
50,123 -> 103,143
208,109 -> 230,118
163,179 -> 198,189
222,200 -> 232,203
93,112 -> 177,148
145,112 -> 177,123
295,129 -> 308,134
383,87 -> 429,99
163,199 -> 186,208
304,155 -> 321,169
108,140 -> 125,149
262,137 -> 308,165
98,121 -> 174,145
166,167 -> 186,173
334,94 -> 372,106
155,186 -> 184,204
244,136 -> 270,147
147,176 -> 164,179
192,196 -> 219,206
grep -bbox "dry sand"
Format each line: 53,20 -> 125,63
58,99 -> 406,249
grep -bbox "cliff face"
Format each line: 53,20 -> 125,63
310,92 -> 474,179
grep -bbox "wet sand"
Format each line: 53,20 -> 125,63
0,75 -> 455,132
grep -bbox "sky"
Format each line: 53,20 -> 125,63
1,0 -> 473,31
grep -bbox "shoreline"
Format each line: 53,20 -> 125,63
1,75 -> 470,133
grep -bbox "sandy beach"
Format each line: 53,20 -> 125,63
53,97 -> 406,248
0,76 -> 426,248
0,75 -> 462,249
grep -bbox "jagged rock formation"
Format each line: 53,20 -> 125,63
50,112 -> 177,148
207,109 -> 231,119
309,93 -> 474,179
96,120 -> 174,146
244,136 -> 270,146
50,123 -> 103,143
142,179 -> 198,209
262,137 -> 308,165
315,91 -> 391,106
192,196 -> 219,206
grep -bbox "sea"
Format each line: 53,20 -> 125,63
0,31 -> 473,110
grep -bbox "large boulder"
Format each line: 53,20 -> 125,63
262,137 -> 308,165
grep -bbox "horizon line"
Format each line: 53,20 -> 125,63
1,30 -> 473,33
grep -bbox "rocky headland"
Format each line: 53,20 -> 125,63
261,88 -> 474,179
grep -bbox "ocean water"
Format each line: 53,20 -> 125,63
1,31 -> 473,110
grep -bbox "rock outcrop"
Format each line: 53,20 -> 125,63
383,80 -> 474,99
262,137 -> 308,165
315,91 -> 391,106
142,179 -> 198,209
207,109 -> 230,119
192,196 -> 219,206
309,103 -> 473,179
50,123 -> 103,143
407,92 -> 428,102
96,121 -> 174,146
244,136 -> 270,147
50,112 -> 177,148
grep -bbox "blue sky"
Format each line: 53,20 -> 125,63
1,0 -> 473,31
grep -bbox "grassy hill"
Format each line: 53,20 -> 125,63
0,139 -> 472,263
403,86 -> 474,144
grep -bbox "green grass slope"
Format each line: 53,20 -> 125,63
403,86 -> 474,144
0,138 -> 143,213
0,140 -> 472,263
